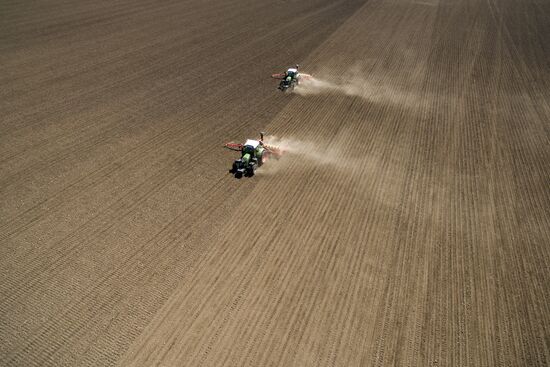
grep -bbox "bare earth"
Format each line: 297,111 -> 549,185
1,0 -> 549,366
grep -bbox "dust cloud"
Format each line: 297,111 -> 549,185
256,135 -> 363,176
293,75 -> 362,97
294,69 -> 417,107
264,136 -> 340,165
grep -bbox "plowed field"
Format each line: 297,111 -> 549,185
1,0 -> 549,366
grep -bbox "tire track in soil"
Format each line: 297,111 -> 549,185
0,0 -> 343,202
0,0 -> 370,366
117,0 -> 549,366
0,0 -> 356,240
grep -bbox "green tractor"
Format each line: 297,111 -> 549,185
224,132 -> 282,178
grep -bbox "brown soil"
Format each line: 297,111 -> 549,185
1,0 -> 549,366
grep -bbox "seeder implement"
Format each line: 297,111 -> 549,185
224,142 -> 243,151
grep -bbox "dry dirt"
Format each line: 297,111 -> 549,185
1,0 -> 549,366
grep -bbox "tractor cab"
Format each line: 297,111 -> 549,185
242,139 -> 260,157
286,67 -> 298,79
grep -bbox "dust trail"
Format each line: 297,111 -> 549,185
256,135 -> 338,176
257,135 -> 362,176
257,135 -> 401,208
293,75 -> 362,97
294,70 -> 417,107
264,136 -> 340,165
